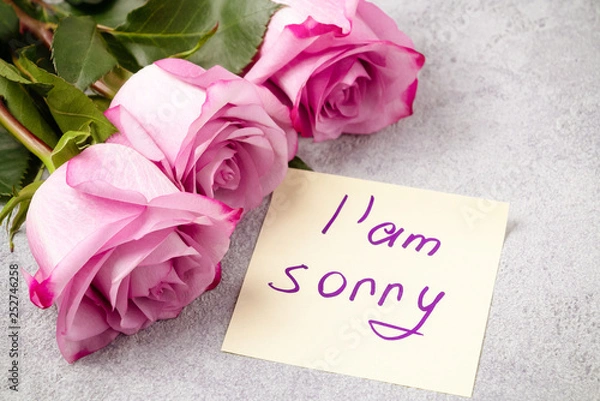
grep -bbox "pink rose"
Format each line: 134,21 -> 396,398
24,144 -> 241,362
105,58 -> 296,212
245,0 -> 425,142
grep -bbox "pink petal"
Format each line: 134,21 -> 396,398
26,196 -> 142,307
272,0 -> 358,33
60,292 -> 112,342
92,230 -> 175,305
140,231 -> 198,266
56,286 -> 120,363
109,64 -> 207,166
155,59 -> 237,89
66,144 -> 179,202
26,144 -> 187,307
246,25 -> 322,84
129,262 -> 173,298
212,144 -> 263,210
107,300 -> 149,335
355,0 -> 416,48
196,143 -> 239,196
149,191 -> 242,230
206,263 -> 222,291
105,106 -> 167,164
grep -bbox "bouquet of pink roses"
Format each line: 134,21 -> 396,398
0,0 -> 423,362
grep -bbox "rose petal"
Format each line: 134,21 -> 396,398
155,59 -> 236,90
56,282 -> 119,363
66,143 -> 179,202
27,204 -> 141,308
61,292 -> 112,342
355,0 -> 416,48
272,0 -> 358,33
140,231 -> 198,267
92,230 -> 174,306
245,18 -> 332,85
57,304 -> 120,363
105,106 -> 168,165
110,64 -> 207,166
196,144 -> 239,195
107,298 -> 149,335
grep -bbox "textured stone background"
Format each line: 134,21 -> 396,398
1,0 -> 598,400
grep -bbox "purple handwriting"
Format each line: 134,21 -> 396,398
322,194 -> 442,256
268,264 -> 445,341
267,194 -> 447,342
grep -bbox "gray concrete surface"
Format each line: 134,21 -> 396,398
1,0 -> 598,399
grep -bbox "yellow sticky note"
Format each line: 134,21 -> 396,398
222,169 -> 509,397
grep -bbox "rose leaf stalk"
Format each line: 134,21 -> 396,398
5,0 -> 123,99
4,0 -> 55,48
0,97 -> 55,172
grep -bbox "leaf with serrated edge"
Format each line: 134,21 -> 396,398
53,16 -> 118,90
16,52 -> 116,143
110,0 -> 218,67
188,0 -> 279,74
0,128 -> 31,197
0,76 -> 58,147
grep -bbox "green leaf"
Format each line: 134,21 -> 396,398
170,25 -> 218,59
0,127 -> 31,198
89,95 -> 111,112
50,129 -> 92,169
100,31 -> 142,72
0,2 -> 19,42
91,0 -> 147,27
288,156 -> 313,171
0,58 -> 53,94
53,0 -> 147,28
0,60 -> 34,85
52,16 -> 118,90
0,180 -> 43,251
109,0 -> 218,67
188,0 -> 279,74
0,76 -> 58,148
19,43 -> 56,74
67,0 -> 107,5
15,50 -> 116,143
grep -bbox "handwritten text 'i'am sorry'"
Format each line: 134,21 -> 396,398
267,194 -> 446,341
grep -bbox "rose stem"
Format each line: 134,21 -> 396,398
0,97 -> 55,173
89,79 -> 117,99
4,0 -> 55,48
